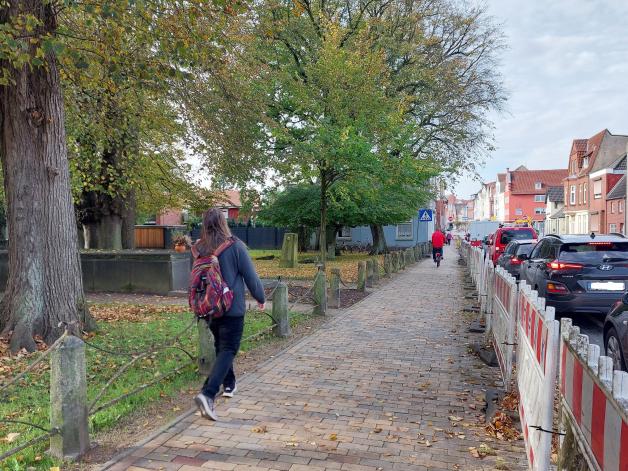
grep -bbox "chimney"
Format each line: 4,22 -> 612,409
506,168 -> 512,192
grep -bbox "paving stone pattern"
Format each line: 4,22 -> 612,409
104,246 -> 526,471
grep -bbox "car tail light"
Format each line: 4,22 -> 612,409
546,260 -> 583,271
510,256 -> 522,265
588,242 -> 612,246
547,282 -> 569,294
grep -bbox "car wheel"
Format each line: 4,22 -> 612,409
605,328 -> 627,372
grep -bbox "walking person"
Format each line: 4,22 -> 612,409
446,232 -> 452,246
431,229 -> 446,263
190,208 -> 265,421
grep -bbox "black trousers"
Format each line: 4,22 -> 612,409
201,315 -> 244,398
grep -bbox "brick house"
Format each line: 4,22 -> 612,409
563,130 -> 628,234
605,170 -> 626,235
544,186 -> 565,235
503,166 -> 568,224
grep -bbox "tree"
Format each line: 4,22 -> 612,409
253,0 -> 504,260
0,1 -> 95,351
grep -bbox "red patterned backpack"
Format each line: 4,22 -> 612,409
188,238 -> 235,319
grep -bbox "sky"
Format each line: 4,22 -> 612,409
455,0 -> 628,199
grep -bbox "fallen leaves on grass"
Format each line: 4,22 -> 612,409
89,304 -> 189,322
485,412 -> 520,441
2,432 -> 20,443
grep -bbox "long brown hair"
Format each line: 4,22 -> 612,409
195,208 -> 232,256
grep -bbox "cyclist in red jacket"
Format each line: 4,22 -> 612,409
431,230 -> 446,263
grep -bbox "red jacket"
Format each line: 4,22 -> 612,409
431,231 -> 445,249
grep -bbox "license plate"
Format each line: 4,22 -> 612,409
590,281 -> 625,291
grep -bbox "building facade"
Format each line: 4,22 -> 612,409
502,166 -> 568,224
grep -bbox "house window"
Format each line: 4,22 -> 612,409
534,195 -> 545,202
515,208 -> 523,216
339,226 -> 352,239
570,185 -> 576,205
579,184 -> 582,204
610,223 -> 617,233
583,184 -> 587,203
593,179 -> 602,199
611,202 -> 616,214
583,157 -> 589,168
620,201 -> 624,213
535,182 -> 542,190
396,221 -> 413,240
535,207 -> 546,215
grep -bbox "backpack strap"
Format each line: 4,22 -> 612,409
213,237 -> 235,257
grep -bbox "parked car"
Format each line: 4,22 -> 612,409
488,226 -> 538,265
604,293 -> 628,371
520,233 -> 628,314
496,239 -> 537,279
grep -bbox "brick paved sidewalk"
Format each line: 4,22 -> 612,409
103,245 -> 526,471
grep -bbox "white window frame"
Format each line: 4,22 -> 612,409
583,157 -> 589,168
593,179 -> 602,199
535,182 -> 542,190
534,194 -> 545,202
570,185 -> 576,205
535,207 -> 545,215
396,221 -> 413,240
583,184 -> 587,204
620,201 -> 624,213
610,223 -> 617,233
515,208 -> 523,216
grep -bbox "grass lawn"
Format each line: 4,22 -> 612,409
250,250 -> 384,282
0,306 -> 301,470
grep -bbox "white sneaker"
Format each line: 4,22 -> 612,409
222,384 -> 237,398
194,393 -> 218,421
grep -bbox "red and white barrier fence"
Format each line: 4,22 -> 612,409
559,319 -> 628,471
517,281 -> 560,471
490,266 -> 517,391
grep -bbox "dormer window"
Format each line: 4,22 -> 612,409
534,182 -> 542,190
583,157 -> 589,168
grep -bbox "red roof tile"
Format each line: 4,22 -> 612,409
509,169 -> 569,194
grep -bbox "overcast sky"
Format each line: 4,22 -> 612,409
455,0 -> 628,199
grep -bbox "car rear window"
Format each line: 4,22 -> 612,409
499,229 -> 535,244
516,244 -> 534,256
559,242 -> 628,262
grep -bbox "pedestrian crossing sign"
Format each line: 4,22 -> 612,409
418,209 -> 433,222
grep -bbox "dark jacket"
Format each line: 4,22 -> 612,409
194,238 -> 265,317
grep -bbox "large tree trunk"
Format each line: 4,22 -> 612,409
121,190 -> 136,249
370,224 -> 388,255
0,0 -> 95,351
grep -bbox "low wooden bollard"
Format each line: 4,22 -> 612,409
384,254 -> 392,277
197,320 -> 216,376
372,257 -> 380,282
313,265 -> 327,315
329,268 -> 341,308
272,281 -> 290,337
357,261 -> 367,291
50,335 -> 90,460
414,245 -> 420,261
366,259 -> 374,287
400,250 -> 406,270
392,252 -> 399,273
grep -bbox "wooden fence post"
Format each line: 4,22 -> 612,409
329,268 -> 341,308
372,257 -> 380,283
366,259 -> 374,287
357,261 -> 366,291
50,335 -> 90,460
384,254 -> 392,277
313,265 -> 327,315
197,320 -> 216,376
272,281 -> 290,337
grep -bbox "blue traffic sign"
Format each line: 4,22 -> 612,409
418,209 -> 433,222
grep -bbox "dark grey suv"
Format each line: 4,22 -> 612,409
496,239 -> 536,279
519,234 -> 628,314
